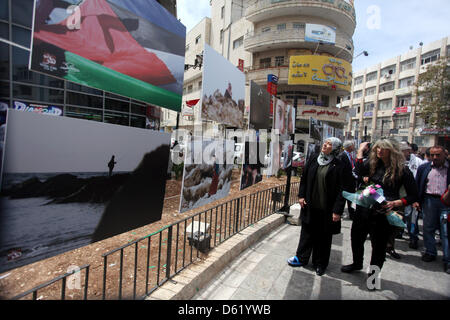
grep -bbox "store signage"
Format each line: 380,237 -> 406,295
363,111 -> 373,117
238,59 -> 244,72
420,127 -> 450,135
393,106 -> 412,114
305,24 -> 336,44
13,101 -> 63,116
288,55 -> 352,92
301,108 -> 340,117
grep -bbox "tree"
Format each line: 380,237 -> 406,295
414,58 -> 450,129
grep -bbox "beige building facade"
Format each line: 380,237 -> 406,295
340,36 -> 450,151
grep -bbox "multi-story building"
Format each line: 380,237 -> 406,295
340,36 -> 450,151
0,0 -> 177,130
164,0 -> 357,147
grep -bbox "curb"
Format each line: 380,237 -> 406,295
145,213 -> 285,300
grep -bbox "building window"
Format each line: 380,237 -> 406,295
354,76 -> 363,86
381,65 -> 396,79
364,102 -> 375,112
397,95 -> 412,107
260,57 -> 271,68
400,58 -> 416,72
221,6 -> 225,19
185,44 -> 189,52
195,35 -> 201,44
198,80 -> 202,90
393,115 -> 410,129
277,23 -> 286,31
376,117 -> 392,129
399,76 -> 415,88
365,87 -> 376,96
378,99 -> 393,110
12,0 -> 34,28
275,56 -> 285,66
421,49 -> 440,65
233,36 -> 243,49
220,29 -> 224,43
293,22 -> 305,29
379,82 -> 394,92
187,84 -> 193,93
366,71 -> 378,82
363,119 -> 372,130
353,90 -> 362,99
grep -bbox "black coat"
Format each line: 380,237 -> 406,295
298,154 -> 346,232
337,151 -> 356,192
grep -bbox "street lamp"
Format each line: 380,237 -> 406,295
354,50 -> 369,59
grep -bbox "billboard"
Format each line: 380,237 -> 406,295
240,141 -> 265,190
310,117 -> 323,141
273,98 -> 295,135
30,0 -> 186,112
179,138 -> 234,213
0,102 -> 7,189
305,24 -> 336,44
201,44 -> 245,128
288,55 -> 352,92
0,109 -> 170,272
249,81 -> 271,130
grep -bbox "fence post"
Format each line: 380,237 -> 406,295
234,198 -> 240,233
166,226 -> 173,280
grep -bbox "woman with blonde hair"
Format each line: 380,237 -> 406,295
341,139 -> 419,288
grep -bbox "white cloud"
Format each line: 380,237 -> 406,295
177,0 -> 211,32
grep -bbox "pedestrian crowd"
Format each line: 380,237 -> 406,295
287,137 -> 450,290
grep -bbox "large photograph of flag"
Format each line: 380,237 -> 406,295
30,0 -> 186,112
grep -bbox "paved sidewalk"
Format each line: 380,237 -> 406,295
193,215 -> 450,300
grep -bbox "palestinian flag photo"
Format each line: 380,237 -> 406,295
30,0 -> 186,112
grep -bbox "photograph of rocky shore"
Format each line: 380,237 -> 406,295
201,44 -> 245,128
0,110 -> 170,273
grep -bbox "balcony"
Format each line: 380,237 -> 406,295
245,0 -> 356,36
244,27 -> 353,61
245,63 -> 291,86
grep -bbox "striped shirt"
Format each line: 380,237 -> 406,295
426,161 -> 449,196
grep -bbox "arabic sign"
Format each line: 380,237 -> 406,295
420,128 -> 450,135
298,106 -> 346,122
393,106 -> 412,114
288,55 -> 352,92
12,101 -> 63,116
305,24 -> 336,44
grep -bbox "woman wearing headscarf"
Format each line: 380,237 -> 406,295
287,137 -> 346,276
341,139 -> 418,286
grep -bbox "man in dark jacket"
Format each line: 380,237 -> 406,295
415,145 -> 450,274
338,140 -> 357,220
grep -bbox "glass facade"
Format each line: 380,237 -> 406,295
0,0 -> 161,130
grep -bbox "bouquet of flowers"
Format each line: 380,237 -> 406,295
343,184 -> 407,228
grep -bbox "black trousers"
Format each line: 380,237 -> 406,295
350,206 -> 391,270
296,209 -> 333,268
347,200 -> 356,220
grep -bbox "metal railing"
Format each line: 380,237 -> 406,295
12,181 -> 300,300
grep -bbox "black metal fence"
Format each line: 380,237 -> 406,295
12,181 -> 300,300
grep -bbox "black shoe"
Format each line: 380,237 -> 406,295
316,266 -> 326,276
341,263 -> 363,273
387,248 -> 401,259
409,239 -> 418,250
422,253 -> 436,262
445,263 -> 450,274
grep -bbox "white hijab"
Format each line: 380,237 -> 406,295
317,137 -> 343,166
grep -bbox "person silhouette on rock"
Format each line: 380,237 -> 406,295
108,155 -> 117,177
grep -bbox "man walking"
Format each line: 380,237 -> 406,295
415,146 -> 450,274
338,140 -> 357,220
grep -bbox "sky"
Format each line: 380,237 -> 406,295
177,0 -> 450,72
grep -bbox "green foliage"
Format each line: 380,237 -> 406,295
415,58 -> 450,129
